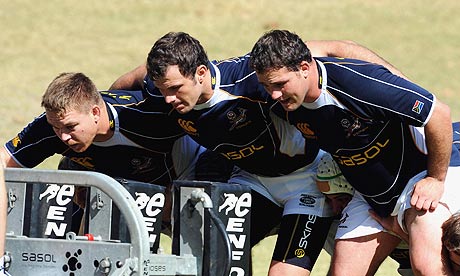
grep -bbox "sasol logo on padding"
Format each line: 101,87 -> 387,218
177,119 -> 198,135
22,252 -> 56,263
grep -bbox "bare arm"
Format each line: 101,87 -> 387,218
411,99 -> 452,211
0,163 -> 5,258
109,63 -> 147,90
0,145 -> 20,262
0,146 -> 20,168
306,40 -> 407,78
0,146 -> 16,261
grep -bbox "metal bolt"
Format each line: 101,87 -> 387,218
98,257 -> 111,274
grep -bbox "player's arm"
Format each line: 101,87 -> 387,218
410,99 -> 452,211
0,147 -> 16,270
306,40 -> 406,78
0,163 -> 6,267
0,146 -> 21,168
109,63 -> 147,90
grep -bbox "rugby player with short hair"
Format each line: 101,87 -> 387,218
111,31 -> 407,276
0,72 -> 211,233
250,29 -> 460,276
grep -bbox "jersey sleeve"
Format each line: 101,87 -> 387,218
323,58 -> 434,127
4,113 -> 68,167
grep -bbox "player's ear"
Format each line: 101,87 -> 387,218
196,65 -> 208,83
299,61 -> 310,79
91,105 -> 101,123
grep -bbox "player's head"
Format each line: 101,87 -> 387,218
147,32 -> 209,82
250,30 -> 313,112
442,212 -> 460,275
250,29 -> 312,75
316,153 -> 354,215
41,72 -> 101,116
146,32 -> 210,114
41,72 -> 103,152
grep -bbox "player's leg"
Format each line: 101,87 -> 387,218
323,219 -> 413,276
330,192 -> 401,276
270,214 -> 334,276
331,232 -> 401,276
249,190 -> 283,247
228,167 -> 284,247
389,241 -> 414,276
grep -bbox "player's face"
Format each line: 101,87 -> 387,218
325,193 -> 352,215
256,67 -> 308,112
46,108 -> 98,152
154,65 -> 203,114
449,250 -> 460,275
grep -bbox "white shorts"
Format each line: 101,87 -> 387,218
391,166 -> 460,232
336,166 -> 460,239
335,192 -> 384,239
230,150 -> 334,217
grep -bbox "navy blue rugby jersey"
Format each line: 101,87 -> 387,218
272,57 -> 460,216
5,90 -> 187,185
144,55 -> 319,177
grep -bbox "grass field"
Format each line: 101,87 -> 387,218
2,1 -> 460,275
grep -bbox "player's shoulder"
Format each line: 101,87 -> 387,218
5,113 -> 56,151
317,57 -> 385,72
212,54 -> 251,66
211,54 -> 266,99
100,90 -> 146,105
317,57 -> 393,84
212,54 -> 253,77
453,122 -> 460,151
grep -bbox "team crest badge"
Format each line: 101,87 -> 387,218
227,108 -> 248,131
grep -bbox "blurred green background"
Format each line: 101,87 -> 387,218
2,0 -> 459,274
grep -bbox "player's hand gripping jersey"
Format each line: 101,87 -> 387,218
5,90 -> 192,185
144,55 -> 319,177
273,57 -> 460,216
